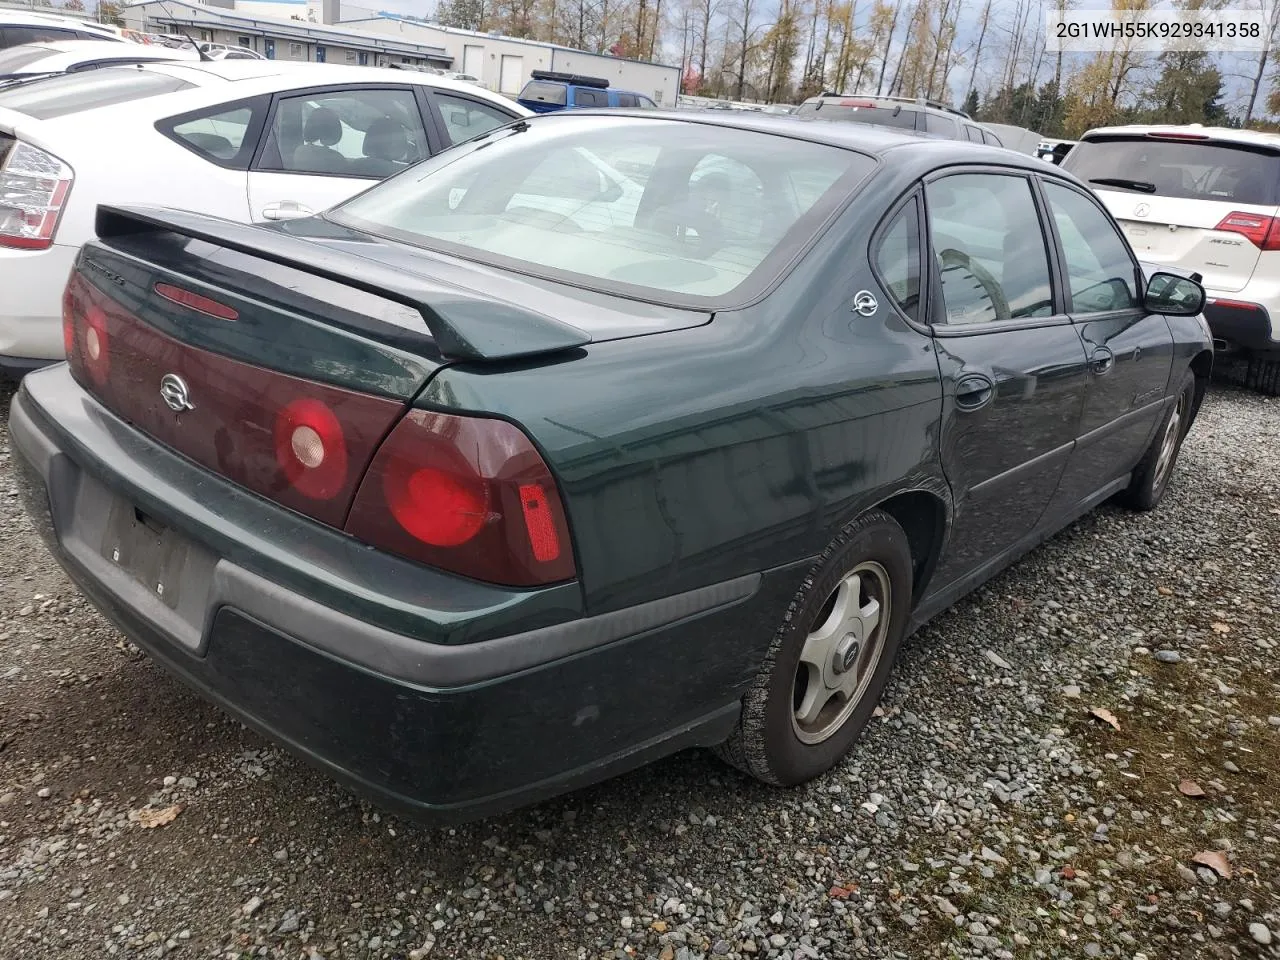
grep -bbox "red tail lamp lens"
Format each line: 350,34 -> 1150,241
388,465 -> 488,547
82,301 -> 110,385
347,410 -> 576,587
61,287 -> 75,356
273,397 -> 349,500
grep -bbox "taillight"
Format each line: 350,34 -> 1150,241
273,397 -> 349,500
1214,211 -> 1280,250
346,410 -> 576,587
0,141 -> 73,250
63,272 -> 110,383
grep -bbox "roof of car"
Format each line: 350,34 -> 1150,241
139,58 -> 516,98
542,109 -> 1036,164
12,39 -> 188,60
1082,123 -> 1280,150
0,10 -> 121,32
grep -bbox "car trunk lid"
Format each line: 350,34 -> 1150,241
64,204 -> 709,540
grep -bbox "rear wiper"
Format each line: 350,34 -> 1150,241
1089,177 -> 1157,193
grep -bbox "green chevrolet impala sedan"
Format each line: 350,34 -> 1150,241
9,111 -> 1212,822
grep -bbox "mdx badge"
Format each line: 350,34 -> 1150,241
159,373 -> 194,413
852,290 -> 879,317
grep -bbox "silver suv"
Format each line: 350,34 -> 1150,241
795,94 -> 1003,146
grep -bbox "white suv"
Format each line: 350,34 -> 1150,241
1064,124 -> 1280,387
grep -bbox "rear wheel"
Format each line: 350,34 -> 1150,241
1244,353 -> 1280,396
1121,369 -> 1195,511
716,510 -> 912,786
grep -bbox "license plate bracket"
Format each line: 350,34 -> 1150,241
102,500 -> 191,611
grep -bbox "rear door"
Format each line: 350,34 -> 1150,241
246,84 -> 435,222
925,169 -> 1089,590
1065,133 -> 1280,293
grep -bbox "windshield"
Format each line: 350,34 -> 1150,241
330,117 -> 875,305
0,66 -> 192,119
0,46 -> 55,74
796,101 -> 920,130
519,80 -> 567,106
1064,136 -> 1280,206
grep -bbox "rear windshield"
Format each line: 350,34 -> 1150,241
0,45 -> 55,74
330,116 -> 875,306
1064,136 -> 1280,206
0,67 -> 191,119
796,101 -> 921,130
519,80 -> 567,106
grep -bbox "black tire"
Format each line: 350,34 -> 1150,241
1245,354 -> 1280,397
1120,369 -> 1196,511
715,509 -> 913,786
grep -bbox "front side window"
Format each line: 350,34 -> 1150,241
1044,181 -> 1139,314
259,88 -> 428,177
875,197 -> 921,321
434,92 -> 515,146
330,117 -> 875,304
926,173 -> 1054,324
1,26 -> 77,45
963,125 -> 983,142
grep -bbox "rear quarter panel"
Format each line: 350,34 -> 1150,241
421,205 -> 948,614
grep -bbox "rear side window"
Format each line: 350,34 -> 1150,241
161,99 -> 266,168
0,68 -> 192,119
1,26 -> 78,47
616,93 -> 637,107
519,80 -> 566,105
981,129 -> 1003,147
1064,136 -> 1280,206
574,88 -> 606,107
924,113 -> 954,137
875,197 -> 922,321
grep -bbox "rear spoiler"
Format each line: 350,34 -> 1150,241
94,204 -> 592,363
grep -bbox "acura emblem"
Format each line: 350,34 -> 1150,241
1134,203 -> 1150,218
159,373 -> 194,413
852,290 -> 879,317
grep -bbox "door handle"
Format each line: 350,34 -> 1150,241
260,201 -> 314,221
1090,346 -> 1115,375
955,373 -> 995,411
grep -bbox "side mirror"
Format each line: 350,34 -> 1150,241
1144,271 -> 1206,317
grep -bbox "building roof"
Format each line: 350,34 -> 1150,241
122,0 -> 451,60
343,12 -> 680,72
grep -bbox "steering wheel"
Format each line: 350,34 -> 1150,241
940,248 -> 1011,323
648,203 -> 724,260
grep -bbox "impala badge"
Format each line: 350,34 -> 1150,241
852,290 -> 879,317
159,374 -> 194,413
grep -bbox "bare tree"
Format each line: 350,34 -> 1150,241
1243,0 -> 1280,123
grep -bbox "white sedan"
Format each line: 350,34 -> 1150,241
0,59 -> 529,374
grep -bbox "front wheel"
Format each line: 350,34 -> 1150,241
715,510 -> 913,786
1121,369 -> 1196,511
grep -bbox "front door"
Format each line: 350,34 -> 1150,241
1042,179 -> 1176,507
924,170 -> 1090,590
247,86 -> 431,222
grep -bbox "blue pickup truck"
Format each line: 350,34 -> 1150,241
516,70 -> 659,113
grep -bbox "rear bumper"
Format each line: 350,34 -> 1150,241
1204,299 -> 1278,353
9,367 -> 797,823
0,242 -> 77,366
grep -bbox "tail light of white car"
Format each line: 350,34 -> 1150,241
1214,211 -> 1280,251
0,140 -> 73,250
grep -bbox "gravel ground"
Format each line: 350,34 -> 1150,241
1,378 -> 1277,960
